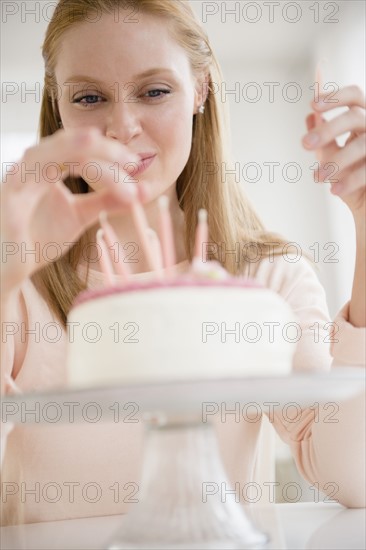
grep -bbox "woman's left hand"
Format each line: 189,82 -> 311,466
302,85 -> 366,219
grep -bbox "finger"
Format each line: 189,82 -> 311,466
344,129 -> 362,146
21,127 -> 139,183
315,138 -> 340,169
331,161 -> 366,197
80,160 -> 137,193
320,134 -> 366,180
306,113 -> 316,132
306,113 -> 338,163
311,84 -> 366,112
306,113 -> 339,163
71,182 -> 139,227
302,107 -> 365,149
80,160 -> 152,204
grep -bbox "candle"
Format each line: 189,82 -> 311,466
158,195 -> 176,272
147,229 -> 164,279
314,59 -> 327,164
97,229 -> 115,286
99,211 -> 131,280
315,60 -> 324,127
194,209 -> 208,262
131,199 -> 159,273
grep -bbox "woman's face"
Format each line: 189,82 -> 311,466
55,11 -> 204,199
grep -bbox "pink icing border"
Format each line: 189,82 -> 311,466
73,277 -> 263,308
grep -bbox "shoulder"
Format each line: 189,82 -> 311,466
249,250 -> 320,292
248,251 -> 329,316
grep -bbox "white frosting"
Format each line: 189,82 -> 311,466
66,282 -> 296,388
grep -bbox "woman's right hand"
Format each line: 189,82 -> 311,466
1,127 -> 146,298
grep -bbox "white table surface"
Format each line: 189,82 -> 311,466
1,502 -> 365,549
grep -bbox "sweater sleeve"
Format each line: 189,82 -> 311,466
0,288 -> 27,469
330,301 -> 366,366
259,255 -> 366,508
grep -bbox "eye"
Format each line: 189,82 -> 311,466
72,95 -> 105,107
143,89 -> 171,101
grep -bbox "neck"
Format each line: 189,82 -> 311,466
86,186 -> 188,275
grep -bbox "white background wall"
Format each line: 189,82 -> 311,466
189,0 -> 365,318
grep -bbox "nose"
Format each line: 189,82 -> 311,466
105,102 -> 142,144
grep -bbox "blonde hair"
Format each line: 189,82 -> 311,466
32,0 -> 290,326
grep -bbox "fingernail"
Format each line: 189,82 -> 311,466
304,132 -> 320,147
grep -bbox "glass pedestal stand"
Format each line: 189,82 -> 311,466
3,371 -> 364,548
108,420 -> 268,550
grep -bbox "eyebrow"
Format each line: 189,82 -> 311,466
64,68 -> 177,84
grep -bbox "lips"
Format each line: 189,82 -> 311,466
128,154 -> 156,176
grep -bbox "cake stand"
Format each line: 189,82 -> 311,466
1,368 -> 365,549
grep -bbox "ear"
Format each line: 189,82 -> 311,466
194,72 -> 210,114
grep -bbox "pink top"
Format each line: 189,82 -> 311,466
1,255 -> 365,524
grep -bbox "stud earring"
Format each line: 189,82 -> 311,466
58,120 -> 63,128
198,104 -> 205,114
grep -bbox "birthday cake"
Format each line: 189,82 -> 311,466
66,203 -> 296,388
66,264 -> 296,388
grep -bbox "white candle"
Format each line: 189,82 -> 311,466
131,200 -> 160,273
158,195 -> 177,271
99,211 -> 131,280
147,229 -> 164,279
97,229 -> 115,286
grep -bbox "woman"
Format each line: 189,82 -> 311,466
1,0 -> 365,525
